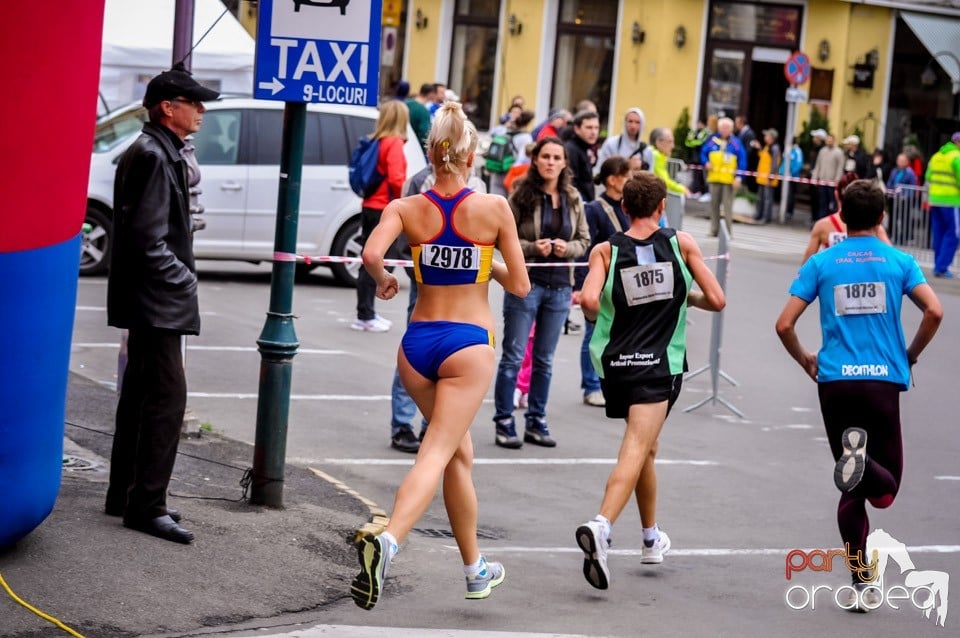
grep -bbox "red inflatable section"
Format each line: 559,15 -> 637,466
0,3 -> 104,253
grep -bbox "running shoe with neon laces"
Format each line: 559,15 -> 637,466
464,557 -> 506,599
575,521 -> 610,589
641,529 -> 671,564
351,534 -> 392,610
835,427 -> 867,491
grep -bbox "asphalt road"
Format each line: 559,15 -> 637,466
70,232 -> 960,637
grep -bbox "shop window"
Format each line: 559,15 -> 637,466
449,0 -> 501,130
710,2 -> 800,47
551,0 -> 617,129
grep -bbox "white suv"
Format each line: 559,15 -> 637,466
84,98 -> 427,285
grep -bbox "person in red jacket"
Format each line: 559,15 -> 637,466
353,100 -> 409,332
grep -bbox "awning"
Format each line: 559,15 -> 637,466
901,11 -> 960,85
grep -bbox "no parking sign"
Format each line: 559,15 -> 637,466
784,51 -> 811,85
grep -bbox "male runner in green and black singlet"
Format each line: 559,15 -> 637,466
574,172 -> 726,590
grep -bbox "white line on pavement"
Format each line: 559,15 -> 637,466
230,626 -> 599,638
935,475 -> 960,481
295,458 -> 718,466
73,343 -> 345,355
76,306 -> 106,311
455,545 -> 960,557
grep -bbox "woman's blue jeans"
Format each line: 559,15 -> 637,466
493,284 -> 571,425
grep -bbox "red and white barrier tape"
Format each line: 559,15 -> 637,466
274,252 -> 731,266
683,164 -> 927,195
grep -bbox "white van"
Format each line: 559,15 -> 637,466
84,98 -> 427,286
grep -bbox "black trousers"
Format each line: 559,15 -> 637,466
106,327 -> 187,521
356,207 -> 383,321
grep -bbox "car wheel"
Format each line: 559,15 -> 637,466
80,206 -> 112,276
329,216 -> 363,287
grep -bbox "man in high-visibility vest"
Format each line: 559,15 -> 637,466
925,131 -> 960,278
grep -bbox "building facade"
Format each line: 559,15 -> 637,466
237,0 -> 960,158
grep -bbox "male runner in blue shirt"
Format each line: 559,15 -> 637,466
775,179 -> 943,611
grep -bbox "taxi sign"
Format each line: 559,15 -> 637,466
784,51 -> 811,86
254,0 -> 382,106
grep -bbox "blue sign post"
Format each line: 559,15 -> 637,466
254,0 -> 382,106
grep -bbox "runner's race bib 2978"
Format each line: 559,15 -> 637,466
834,281 -> 886,316
621,262 -> 674,306
421,244 -> 479,270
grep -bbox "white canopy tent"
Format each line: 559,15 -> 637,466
98,0 -> 254,115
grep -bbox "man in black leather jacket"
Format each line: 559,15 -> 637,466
105,67 -> 219,544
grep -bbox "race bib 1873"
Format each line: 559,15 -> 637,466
834,281 -> 886,316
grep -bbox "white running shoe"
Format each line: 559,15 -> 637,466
641,530 -> 671,564
464,557 -> 506,599
835,427 -> 867,491
575,521 -> 610,589
350,317 -> 392,332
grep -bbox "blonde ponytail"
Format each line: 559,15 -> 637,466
427,101 -> 478,175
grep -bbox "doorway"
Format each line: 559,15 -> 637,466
748,61 -> 789,141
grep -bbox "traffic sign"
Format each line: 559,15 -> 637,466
783,51 -> 811,86
785,87 -> 808,103
254,0 -> 382,105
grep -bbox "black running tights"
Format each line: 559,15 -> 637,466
817,381 -> 903,561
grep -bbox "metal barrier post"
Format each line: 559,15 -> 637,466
665,191 -> 684,230
684,222 -> 744,418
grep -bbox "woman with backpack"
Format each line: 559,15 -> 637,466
352,100 -> 409,333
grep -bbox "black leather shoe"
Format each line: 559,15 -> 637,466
107,506 -> 182,523
124,515 -> 194,544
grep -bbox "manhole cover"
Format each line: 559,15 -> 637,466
412,527 -> 500,540
62,455 -> 100,472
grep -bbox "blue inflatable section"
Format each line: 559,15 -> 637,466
0,235 -> 80,548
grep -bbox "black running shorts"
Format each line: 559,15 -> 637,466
600,374 -> 683,420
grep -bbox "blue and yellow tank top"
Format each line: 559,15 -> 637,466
412,188 -> 494,285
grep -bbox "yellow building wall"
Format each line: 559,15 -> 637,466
496,0 -> 547,117
800,0 -> 892,149
615,0 -> 705,137
404,0 -> 444,91
836,3 -> 891,150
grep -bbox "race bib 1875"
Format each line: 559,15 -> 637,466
620,262 -> 674,306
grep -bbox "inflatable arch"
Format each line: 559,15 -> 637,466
0,3 -> 105,548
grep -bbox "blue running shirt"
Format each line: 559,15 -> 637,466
788,236 -> 925,389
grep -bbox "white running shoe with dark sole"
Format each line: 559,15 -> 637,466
641,530 -> 671,564
835,427 -> 868,491
575,521 -> 610,590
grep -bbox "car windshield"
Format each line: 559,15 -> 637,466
93,106 -> 147,153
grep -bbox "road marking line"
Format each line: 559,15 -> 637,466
294,458 -> 718,466
76,306 -> 106,311
935,475 -> 960,481
452,545 -> 960,557
235,626 -> 597,638
73,343 -> 345,355
308,468 -> 388,542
